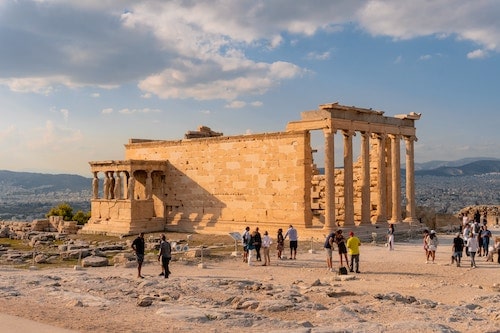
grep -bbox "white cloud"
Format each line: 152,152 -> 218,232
118,108 -> 161,114
467,49 -> 488,59
306,51 -> 331,60
394,55 -> 403,64
225,101 -> 246,109
1,1 -> 500,101
250,101 -> 263,107
27,120 -> 83,150
419,55 -> 432,61
91,92 -> 100,98
101,108 -> 113,114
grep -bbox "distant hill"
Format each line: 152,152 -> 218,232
414,160 -> 500,177
0,170 -> 91,220
0,170 -> 91,192
414,157 -> 500,171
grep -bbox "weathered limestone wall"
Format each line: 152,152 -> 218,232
124,131 -> 313,234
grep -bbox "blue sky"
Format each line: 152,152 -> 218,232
1,0 -> 499,177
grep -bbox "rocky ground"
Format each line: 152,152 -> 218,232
0,229 -> 500,333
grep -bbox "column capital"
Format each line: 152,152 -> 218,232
388,133 -> 400,140
371,132 -> 387,140
404,135 -> 418,142
341,129 -> 356,137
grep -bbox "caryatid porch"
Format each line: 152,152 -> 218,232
286,103 -> 421,229
81,160 -> 169,236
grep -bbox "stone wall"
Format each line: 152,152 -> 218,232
124,131 -> 313,233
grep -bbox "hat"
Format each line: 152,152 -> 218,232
430,230 -> 436,234
349,231 -> 354,236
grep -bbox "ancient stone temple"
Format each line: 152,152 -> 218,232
81,102 -> 420,236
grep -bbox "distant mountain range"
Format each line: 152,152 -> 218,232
414,159 -> 500,177
0,170 -> 90,192
414,157 -> 500,171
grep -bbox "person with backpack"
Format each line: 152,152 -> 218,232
324,231 -> 336,271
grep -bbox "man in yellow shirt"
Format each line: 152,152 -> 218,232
346,231 -> 361,273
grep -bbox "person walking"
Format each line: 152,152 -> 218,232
276,228 -> 284,259
261,230 -> 272,266
131,232 -> 145,278
158,234 -> 172,278
422,229 -> 430,262
242,226 -> 250,263
324,230 -> 336,271
284,225 -> 298,260
451,232 -> 464,267
254,227 -> 262,262
426,230 -> 439,264
346,231 -> 361,273
247,230 -> 257,266
387,223 -> 395,250
467,231 -> 479,268
480,225 -> 492,257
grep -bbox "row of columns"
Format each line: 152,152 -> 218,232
323,129 -> 417,229
92,170 -> 154,201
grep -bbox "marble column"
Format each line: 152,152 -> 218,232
389,134 -> 401,223
323,128 -> 336,230
92,171 -> 99,199
360,132 -> 371,224
342,130 -> 355,225
373,133 -> 387,223
114,171 -> 122,200
103,172 -> 111,200
404,136 -> 418,223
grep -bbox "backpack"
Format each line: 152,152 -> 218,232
338,266 -> 348,275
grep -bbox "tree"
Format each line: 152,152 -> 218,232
46,203 -> 74,221
73,210 -> 91,225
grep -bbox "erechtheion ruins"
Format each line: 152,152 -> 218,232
82,102 -> 421,237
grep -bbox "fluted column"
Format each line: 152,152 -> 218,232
360,132 -> 371,224
389,134 -> 401,223
404,136 -> 418,223
373,133 -> 387,223
323,128 -> 336,230
342,130 -> 355,225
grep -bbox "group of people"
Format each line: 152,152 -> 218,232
324,229 -> 361,273
132,232 -> 172,279
241,225 -> 298,266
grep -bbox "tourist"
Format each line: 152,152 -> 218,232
387,223 -> 395,250
467,231 -> 479,268
334,229 -> 349,267
158,234 -> 172,278
425,230 -> 439,264
462,223 -> 471,257
242,226 -> 250,263
324,230 -> 336,271
276,228 -> 284,259
247,230 -> 257,266
131,232 -> 145,278
495,237 -> 500,264
261,230 -> 272,266
254,227 -> 262,262
451,232 -> 464,267
480,225 -> 491,257
422,229 -> 430,261
284,225 -> 298,260
346,231 -> 361,273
